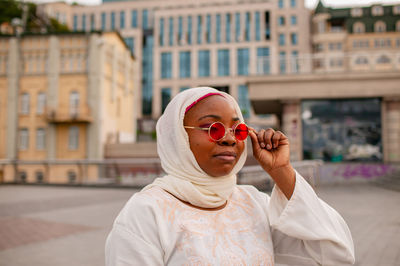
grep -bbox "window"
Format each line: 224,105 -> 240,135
353,22 -> 365,33
178,16 -> 183,44
124,37 -> 134,55
101,12 -> 106,30
255,12 -> 261,41
82,14 -> 86,31
318,21 -> 325,33
396,21 -> 400,32
169,17 -> 174,46
159,18 -> 164,46
291,33 -> 298,45
237,48 -> 249,76
35,171 -> 44,183
216,14 -> 221,43
226,13 -> 231,42
73,15 -> 78,31
206,15 -> 211,43
131,10 -> 137,28
68,170 -> 77,183
374,21 -> 386,33
351,8 -> 363,17
37,92 -> 46,114
235,12 -> 241,42
291,51 -> 299,73
291,0 -> 296,8
142,9 -> 149,29
291,15 -> 297,25
279,0 -> 284,9
187,16 -> 192,45
257,47 -> 270,74
278,16 -> 285,26
90,14 -> 95,31
19,171 -> 27,182
355,56 -> 368,65
161,52 -> 172,79
21,93 -> 30,114
372,5 -> 384,16
69,91 -> 79,116
238,85 -> 251,118
198,50 -> 210,77
245,12 -> 250,41
120,11 -> 125,29
394,5 -> 400,15
111,12 -> 115,30
197,15 -> 202,44
68,126 -> 79,150
161,88 -> 171,113
179,51 -> 191,78
19,128 -> 29,150
279,33 -> 285,46
377,54 -> 391,64
279,51 -> 286,74
217,49 -> 230,76
36,128 -> 45,150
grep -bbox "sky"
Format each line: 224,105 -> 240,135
30,0 -> 400,9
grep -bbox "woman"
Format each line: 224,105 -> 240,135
105,87 -> 355,265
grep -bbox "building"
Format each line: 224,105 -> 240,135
39,0 -> 311,138
0,31 -> 137,183
248,1 -> 400,163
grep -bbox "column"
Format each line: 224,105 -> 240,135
382,97 -> 400,163
281,100 -> 302,161
47,35 -> 60,160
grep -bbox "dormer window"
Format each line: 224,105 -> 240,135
353,22 -> 365,33
393,5 -> 400,15
351,8 -> 363,17
374,21 -> 386,33
372,5 -> 384,16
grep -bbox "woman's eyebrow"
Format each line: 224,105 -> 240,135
198,114 -> 221,121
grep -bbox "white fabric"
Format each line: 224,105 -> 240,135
105,172 -> 355,265
142,87 -> 247,208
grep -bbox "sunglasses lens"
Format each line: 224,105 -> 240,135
235,123 -> 249,141
209,123 -> 226,140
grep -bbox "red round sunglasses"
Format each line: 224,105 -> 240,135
184,122 -> 249,141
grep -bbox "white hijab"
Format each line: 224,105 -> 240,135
143,87 -> 247,208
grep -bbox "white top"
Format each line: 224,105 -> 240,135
105,172 -> 355,265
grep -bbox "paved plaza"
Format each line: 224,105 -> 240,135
0,182 -> 399,266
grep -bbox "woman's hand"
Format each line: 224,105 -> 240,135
249,128 -> 296,199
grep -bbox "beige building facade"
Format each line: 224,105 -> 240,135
249,2 -> 400,163
0,32 -> 136,183
39,0 -> 311,123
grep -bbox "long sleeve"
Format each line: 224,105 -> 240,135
105,194 -> 164,266
267,171 -> 355,266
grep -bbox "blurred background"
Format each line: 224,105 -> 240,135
0,0 -> 399,265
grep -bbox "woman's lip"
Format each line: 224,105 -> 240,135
214,153 -> 237,162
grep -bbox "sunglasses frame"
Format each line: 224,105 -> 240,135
184,121 -> 249,141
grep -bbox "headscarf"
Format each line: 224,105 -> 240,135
142,87 -> 247,208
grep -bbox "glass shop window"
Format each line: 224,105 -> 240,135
302,99 -> 382,162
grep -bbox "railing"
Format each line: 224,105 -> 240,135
256,52 -> 400,75
0,159 -> 323,190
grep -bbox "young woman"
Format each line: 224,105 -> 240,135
105,87 -> 355,265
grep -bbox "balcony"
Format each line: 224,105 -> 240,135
46,107 -> 92,123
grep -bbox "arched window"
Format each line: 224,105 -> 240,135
377,54 -> 391,64
372,5 -> 384,16
353,22 -> 365,33
374,21 -> 386,33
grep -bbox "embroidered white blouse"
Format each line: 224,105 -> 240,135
105,172 -> 355,265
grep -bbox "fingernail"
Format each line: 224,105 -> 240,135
266,144 -> 271,150
260,143 -> 265,148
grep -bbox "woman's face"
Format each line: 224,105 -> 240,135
184,95 -> 245,177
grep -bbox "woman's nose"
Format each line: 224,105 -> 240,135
220,128 -> 236,146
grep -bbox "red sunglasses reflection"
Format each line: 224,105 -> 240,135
185,122 -> 249,141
